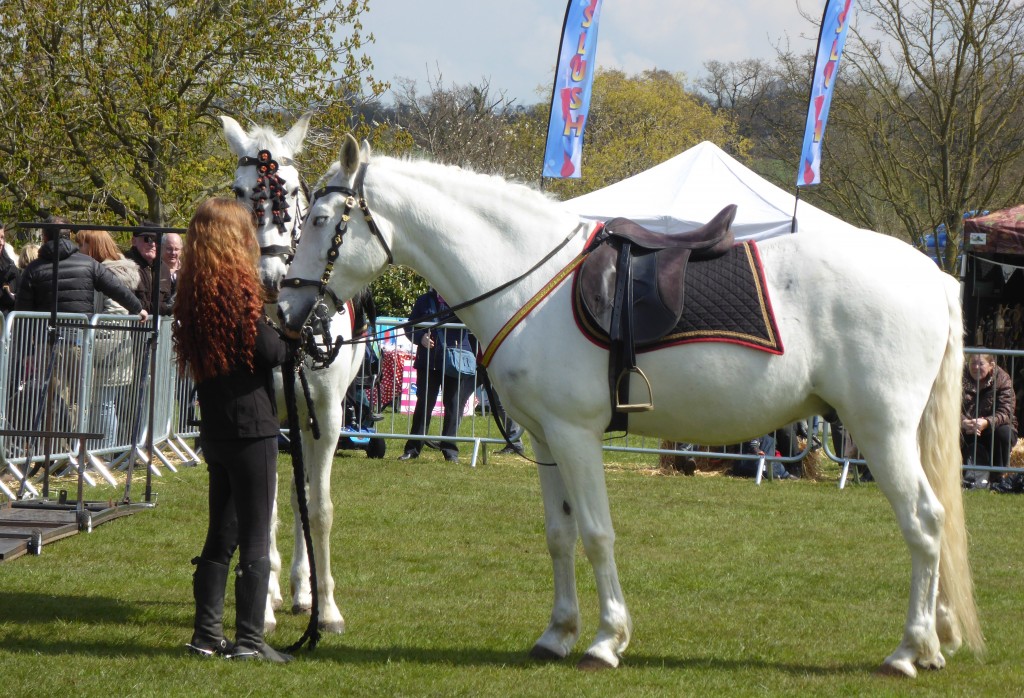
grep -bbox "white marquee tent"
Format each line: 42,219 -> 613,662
563,141 -> 865,242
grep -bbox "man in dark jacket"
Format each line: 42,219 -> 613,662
0,222 -> 19,313
16,219 -> 147,317
398,288 -> 476,463
126,228 -> 173,315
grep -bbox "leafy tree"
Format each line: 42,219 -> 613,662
0,0 -> 385,229
544,69 -> 750,200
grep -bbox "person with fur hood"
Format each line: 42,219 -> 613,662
77,229 -> 145,447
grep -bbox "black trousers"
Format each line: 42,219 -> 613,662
963,424 -> 1017,470
403,366 -> 475,457
199,436 -> 277,566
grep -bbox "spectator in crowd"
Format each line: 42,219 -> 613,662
163,232 -> 182,301
126,225 -> 173,315
962,353 -> 1018,489
398,288 -> 476,464
77,229 -> 143,448
16,216 -> 144,316
173,198 -> 291,663
0,222 -> 19,313
18,243 -> 39,269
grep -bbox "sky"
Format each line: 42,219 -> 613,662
361,0 -> 830,106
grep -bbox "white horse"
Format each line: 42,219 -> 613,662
278,135 -> 983,676
221,115 -> 363,634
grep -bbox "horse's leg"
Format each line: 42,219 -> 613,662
528,435 -> 581,661
853,425 -> 944,678
543,424 -> 631,669
264,490 -> 283,634
288,392 -> 345,634
306,409 -> 345,633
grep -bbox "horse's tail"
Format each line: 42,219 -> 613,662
919,274 -> 983,655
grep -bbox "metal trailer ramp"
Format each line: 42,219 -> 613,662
0,496 -> 154,562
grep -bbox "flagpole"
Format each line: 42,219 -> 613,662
540,0 -> 575,190
791,187 -> 801,233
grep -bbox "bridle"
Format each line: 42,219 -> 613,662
280,159 -> 587,373
280,161 -> 392,369
235,149 -> 305,266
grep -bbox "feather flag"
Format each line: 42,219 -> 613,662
797,0 -> 855,187
542,0 -> 604,179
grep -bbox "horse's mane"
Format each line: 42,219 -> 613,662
381,156 -> 557,208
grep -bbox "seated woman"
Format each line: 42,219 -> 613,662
962,353 -> 1018,488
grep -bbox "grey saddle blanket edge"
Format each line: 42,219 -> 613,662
571,240 -> 784,355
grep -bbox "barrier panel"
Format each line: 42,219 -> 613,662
6,308 -> 1019,495
0,311 -> 187,499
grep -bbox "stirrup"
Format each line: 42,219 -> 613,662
615,366 -> 654,413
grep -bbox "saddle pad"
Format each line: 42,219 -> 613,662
572,241 -> 783,354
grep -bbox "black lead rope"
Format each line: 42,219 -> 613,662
281,357 -> 321,653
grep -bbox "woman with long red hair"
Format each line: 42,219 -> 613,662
173,198 -> 291,663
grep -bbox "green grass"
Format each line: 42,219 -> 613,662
1,447 -> 1022,696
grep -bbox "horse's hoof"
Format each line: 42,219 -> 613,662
291,603 -> 312,616
319,619 -> 346,634
528,644 -> 565,662
876,659 -> 917,678
263,620 -> 277,635
576,652 -> 617,671
917,653 -> 946,671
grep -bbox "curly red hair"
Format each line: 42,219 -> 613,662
173,198 -> 263,383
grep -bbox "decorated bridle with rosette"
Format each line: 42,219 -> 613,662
236,148 -> 305,265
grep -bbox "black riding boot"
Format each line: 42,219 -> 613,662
186,556 -> 234,657
228,556 -> 293,663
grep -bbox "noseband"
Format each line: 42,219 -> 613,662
236,149 -> 304,264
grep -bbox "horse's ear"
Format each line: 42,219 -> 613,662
282,113 -> 312,156
360,139 -> 372,162
220,115 -> 248,156
340,133 -> 361,175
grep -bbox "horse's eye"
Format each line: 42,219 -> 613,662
313,216 -> 328,227
232,186 -> 245,199
290,188 -> 300,198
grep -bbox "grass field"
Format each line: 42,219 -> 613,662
1,445 -> 1022,697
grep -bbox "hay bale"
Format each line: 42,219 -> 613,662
1011,438 -> 1024,469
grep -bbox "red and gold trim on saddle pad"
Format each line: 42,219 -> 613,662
572,240 -> 783,355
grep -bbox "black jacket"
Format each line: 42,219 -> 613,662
0,252 -> 18,312
196,319 -> 289,441
126,246 -> 174,315
404,290 -> 474,373
15,239 -> 143,315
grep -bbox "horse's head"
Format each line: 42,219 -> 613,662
278,133 -> 393,337
220,113 -> 311,302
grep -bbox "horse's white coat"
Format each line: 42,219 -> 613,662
279,136 -> 983,674
221,117 -> 362,634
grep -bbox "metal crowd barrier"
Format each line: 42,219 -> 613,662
4,307 -> 1017,495
0,311 -> 198,501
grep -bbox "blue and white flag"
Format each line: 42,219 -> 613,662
542,0 -> 604,179
797,0 -> 855,187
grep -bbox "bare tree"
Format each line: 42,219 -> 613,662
818,0 -> 1024,272
389,73 -> 543,181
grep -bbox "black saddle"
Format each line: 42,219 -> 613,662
575,204 -> 738,431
